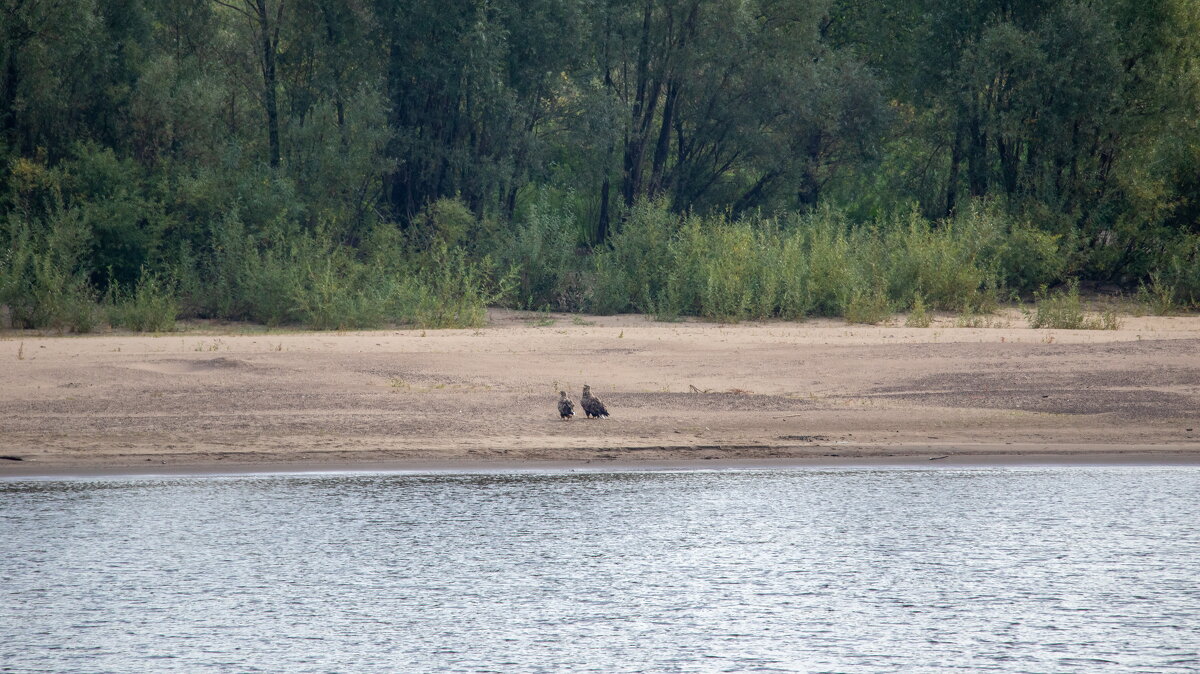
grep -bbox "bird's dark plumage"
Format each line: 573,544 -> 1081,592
558,391 -> 575,420
581,384 -> 609,418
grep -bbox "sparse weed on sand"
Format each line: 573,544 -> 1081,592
1137,272 -> 1178,316
904,294 -> 932,328
1026,280 -> 1122,330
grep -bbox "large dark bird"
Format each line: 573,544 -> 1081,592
558,391 -> 575,420
581,384 -> 609,419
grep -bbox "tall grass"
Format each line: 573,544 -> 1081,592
496,199 -> 585,310
106,266 -> 178,332
0,208 -> 97,332
583,200 -> 1062,322
0,195 -> 1126,332
173,214 -> 515,330
1138,233 -> 1200,313
397,245 -> 517,328
1026,279 -> 1121,330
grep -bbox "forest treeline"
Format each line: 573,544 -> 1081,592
2,0 -> 1199,331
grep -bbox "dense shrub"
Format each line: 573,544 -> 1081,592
172,212 -> 511,330
1026,279 -> 1121,330
497,198 -> 584,310
106,266 -> 178,332
573,200 -> 1069,323
1147,234 -> 1200,310
0,190 -> 1134,332
0,209 -> 97,332
398,245 -> 516,328
588,199 -> 677,314
905,293 -> 933,327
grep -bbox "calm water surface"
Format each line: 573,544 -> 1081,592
2,467 -> 1199,672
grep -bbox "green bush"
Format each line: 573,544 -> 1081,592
106,266 -> 178,332
570,199 -> 1056,323
290,254 -> 389,330
905,293 -> 932,327
774,228 -> 812,319
187,213 -> 513,330
1151,234 -> 1200,309
58,143 -> 172,291
1027,280 -> 1087,329
845,280 -> 893,325
410,197 -> 493,252
395,245 -> 517,328
699,223 -> 760,322
199,214 -> 300,325
0,209 -> 97,333
798,209 -> 856,316
996,222 -> 1065,292
588,199 -> 677,314
498,198 -> 584,310
1136,271 -> 1178,315
886,213 -> 992,311
1027,279 -> 1121,330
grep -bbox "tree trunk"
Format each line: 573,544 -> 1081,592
945,120 -> 965,216
319,3 -> 346,137
622,0 -> 656,207
647,3 -> 697,200
967,114 -> 988,197
647,79 -> 677,198
383,34 -> 411,222
796,132 -> 824,207
254,0 -> 282,168
997,136 -> 1019,195
598,173 -> 612,245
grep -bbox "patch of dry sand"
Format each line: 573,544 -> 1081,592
2,309 -> 1198,474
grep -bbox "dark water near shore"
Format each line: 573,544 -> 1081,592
2,467 -> 1199,672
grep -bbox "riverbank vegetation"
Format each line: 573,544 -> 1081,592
2,0 -> 1199,331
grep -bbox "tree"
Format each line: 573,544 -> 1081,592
214,0 -> 286,168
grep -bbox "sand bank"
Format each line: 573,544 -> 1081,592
2,309 -> 1198,477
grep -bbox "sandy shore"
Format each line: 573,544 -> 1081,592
2,309 -> 1198,476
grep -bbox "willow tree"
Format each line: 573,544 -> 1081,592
214,0 -> 285,168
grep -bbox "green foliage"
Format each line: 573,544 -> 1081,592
397,245 -> 517,329
1143,234 -> 1200,310
905,294 -> 932,328
178,213 -> 510,330
1094,309 -> 1123,331
106,267 -> 178,332
0,209 -> 97,333
410,198 -> 490,251
58,144 -> 171,290
1027,281 -> 1087,329
498,195 -> 585,310
575,200 -> 1058,324
1,0 -> 1197,329
798,210 -> 856,316
288,255 -> 389,331
845,283 -> 893,325
1137,272 -> 1179,316
884,212 -> 989,311
589,200 -> 677,314
1027,279 -> 1122,330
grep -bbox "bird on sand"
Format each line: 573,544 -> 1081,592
558,391 -> 575,420
581,384 -> 610,419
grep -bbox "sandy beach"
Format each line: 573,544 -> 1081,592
2,309 -> 1198,476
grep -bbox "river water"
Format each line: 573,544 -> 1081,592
2,466 -> 1198,672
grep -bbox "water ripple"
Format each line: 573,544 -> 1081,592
2,467 -> 1199,672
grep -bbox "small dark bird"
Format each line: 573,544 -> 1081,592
581,384 -> 609,419
558,391 -> 575,420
